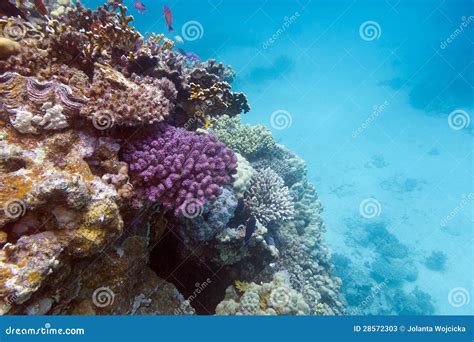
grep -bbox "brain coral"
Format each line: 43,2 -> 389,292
122,124 -> 237,214
244,168 -> 294,226
211,115 -> 275,159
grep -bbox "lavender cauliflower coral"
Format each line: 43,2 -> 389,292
122,124 -> 237,214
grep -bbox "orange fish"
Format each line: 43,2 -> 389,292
163,6 -> 173,32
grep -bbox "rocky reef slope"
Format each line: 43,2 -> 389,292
0,0 -> 344,315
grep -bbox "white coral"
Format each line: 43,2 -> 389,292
31,103 -> 69,130
244,168 -> 294,226
232,153 -> 254,199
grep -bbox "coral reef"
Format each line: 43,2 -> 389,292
0,0 -> 344,317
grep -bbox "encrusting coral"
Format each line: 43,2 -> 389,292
0,0 -> 344,317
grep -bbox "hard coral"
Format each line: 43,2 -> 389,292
80,65 -> 177,127
244,168 -> 294,226
216,272 -> 309,315
212,115 -> 275,160
122,124 -> 237,214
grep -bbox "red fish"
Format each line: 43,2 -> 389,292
133,0 -> 146,14
33,0 -> 48,16
163,6 -> 173,32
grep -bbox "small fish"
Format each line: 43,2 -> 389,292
133,0 -> 146,14
33,0 -> 48,16
243,216 -> 257,246
177,48 -> 200,62
163,6 -> 174,32
174,35 -> 184,45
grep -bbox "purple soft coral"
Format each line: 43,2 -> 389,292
122,124 -> 237,215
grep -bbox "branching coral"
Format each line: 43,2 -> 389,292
244,168 -> 294,226
122,125 -> 237,214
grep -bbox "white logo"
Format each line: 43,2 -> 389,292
181,21 -> 204,41
359,21 -> 382,41
359,198 -> 382,218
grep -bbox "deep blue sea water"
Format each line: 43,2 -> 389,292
87,0 -> 473,315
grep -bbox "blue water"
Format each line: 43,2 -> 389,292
87,0 -> 473,315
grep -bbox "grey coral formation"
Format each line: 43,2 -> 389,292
252,144 -> 307,187
216,272 -> 309,315
244,168 -> 294,226
178,187 -> 238,243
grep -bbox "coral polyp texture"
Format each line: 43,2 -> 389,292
244,168 -> 295,226
122,124 -> 237,214
0,0 -> 343,316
